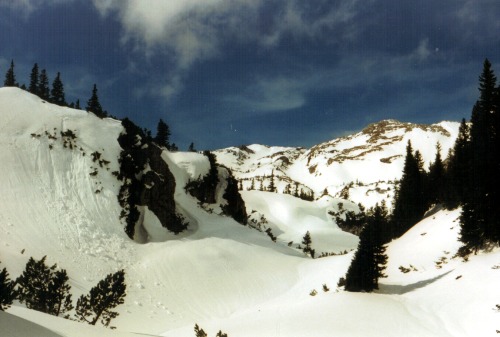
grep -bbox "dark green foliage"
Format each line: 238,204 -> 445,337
194,324 -> 208,337
344,203 -> 388,292
221,171 -> 248,225
216,331 -> 228,337
391,141 -> 427,238
50,72 -> 66,106
302,231 -> 312,255
188,142 -> 196,152
29,63 -> 39,95
267,170 -> 276,192
0,262 -> 16,311
154,119 -> 171,149
16,256 -> 73,316
458,59 -> 500,254
427,142 -> 445,205
4,60 -> 17,87
38,69 -> 50,101
86,84 -> 106,118
443,119 -> 470,209
75,270 -> 126,327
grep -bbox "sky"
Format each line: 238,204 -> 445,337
0,0 -> 499,150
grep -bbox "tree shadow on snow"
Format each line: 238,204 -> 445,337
377,270 -> 453,295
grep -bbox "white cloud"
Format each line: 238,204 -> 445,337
412,38 -> 431,62
227,76 -> 307,113
91,0 -> 362,99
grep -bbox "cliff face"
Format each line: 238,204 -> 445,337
139,145 -> 186,234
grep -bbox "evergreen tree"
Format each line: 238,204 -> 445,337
444,118 -> 470,208
459,59 -> 500,253
47,269 -> 73,317
75,270 -> 126,327
29,63 -> 39,95
267,170 -> 276,192
154,119 -> 171,149
38,69 -> 50,101
16,256 -> 72,316
427,142 -> 445,205
250,178 -> 255,191
16,256 -> 55,313
75,99 -> 81,110
301,231 -> 312,255
391,141 -> 426,238
194,324 -> 208,337
86,84 -> 106,118
188,142 -> 196,152
0,262 -> 16,311
344,203 -> 388,292
50,72 -> 66,106
4,60 -> 17,87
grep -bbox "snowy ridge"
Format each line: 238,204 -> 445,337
1,87 -> 499,337
215,119 -> 460,208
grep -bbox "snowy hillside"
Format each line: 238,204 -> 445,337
215,119 -> 460,208
1,87 -> 499,337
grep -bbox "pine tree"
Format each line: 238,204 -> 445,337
16,256 -> 54,313
188,142 -> 196,152
344,203 -> 388,292
50,72 -> 66,106
29,63 -> 39,95
249,178 -> 255,191
444,118 -> 470,208
459,59 -> 500,253
75,270 -> 126,327
154,119 -> 171,149
16,256 -> 72,316
194,324 -> 208,337
4,60 -> 17,87
38,69 -> 50,101
267,170 -> 276,192
86,84 -> 106,118
301,231 -> 312,255
391,141 -> 426,238
75,99 -> 81,110
0,262 -> 16,311
428,142 -> 445,205
47,270 -> 73,317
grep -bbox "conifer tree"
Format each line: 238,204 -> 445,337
29,63 -> 39,95
188,142 -> 196,152
38,69 -> 50,100
4,60 -> 17,87
249,178 -> 255,191
194,324 -> 208,337
154,119 -> 171,149
444,118 -> 470,208
301,231 -> 312,255
16,256 -> 54,313
50,72 -> 66,106
428,142 -> 445,205
0,262 -> 16,311
267,170 -> 276,192
344,203 -> 388,292
459,59 -> 499,253
86,84 -> 106,118
16,256 -> 72,316
47,269 -> 73,317
75,270 -> 126,327
391,141 -> 426,238
75,99 -> 81,110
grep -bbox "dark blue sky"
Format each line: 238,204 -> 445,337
1,0 -> 499,150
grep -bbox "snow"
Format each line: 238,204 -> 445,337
1,88 -> 499,337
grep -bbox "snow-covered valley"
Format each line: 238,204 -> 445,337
1,87 -> 499,337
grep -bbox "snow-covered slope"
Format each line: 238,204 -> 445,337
1,88 -> 499,337
215,119 -> 460,208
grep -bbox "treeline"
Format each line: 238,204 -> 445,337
2,59 -> 198,152
2,60 -> 107,117
239,171 -> 315,201
0,257 -> 126,328
343,58 -> 500,292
